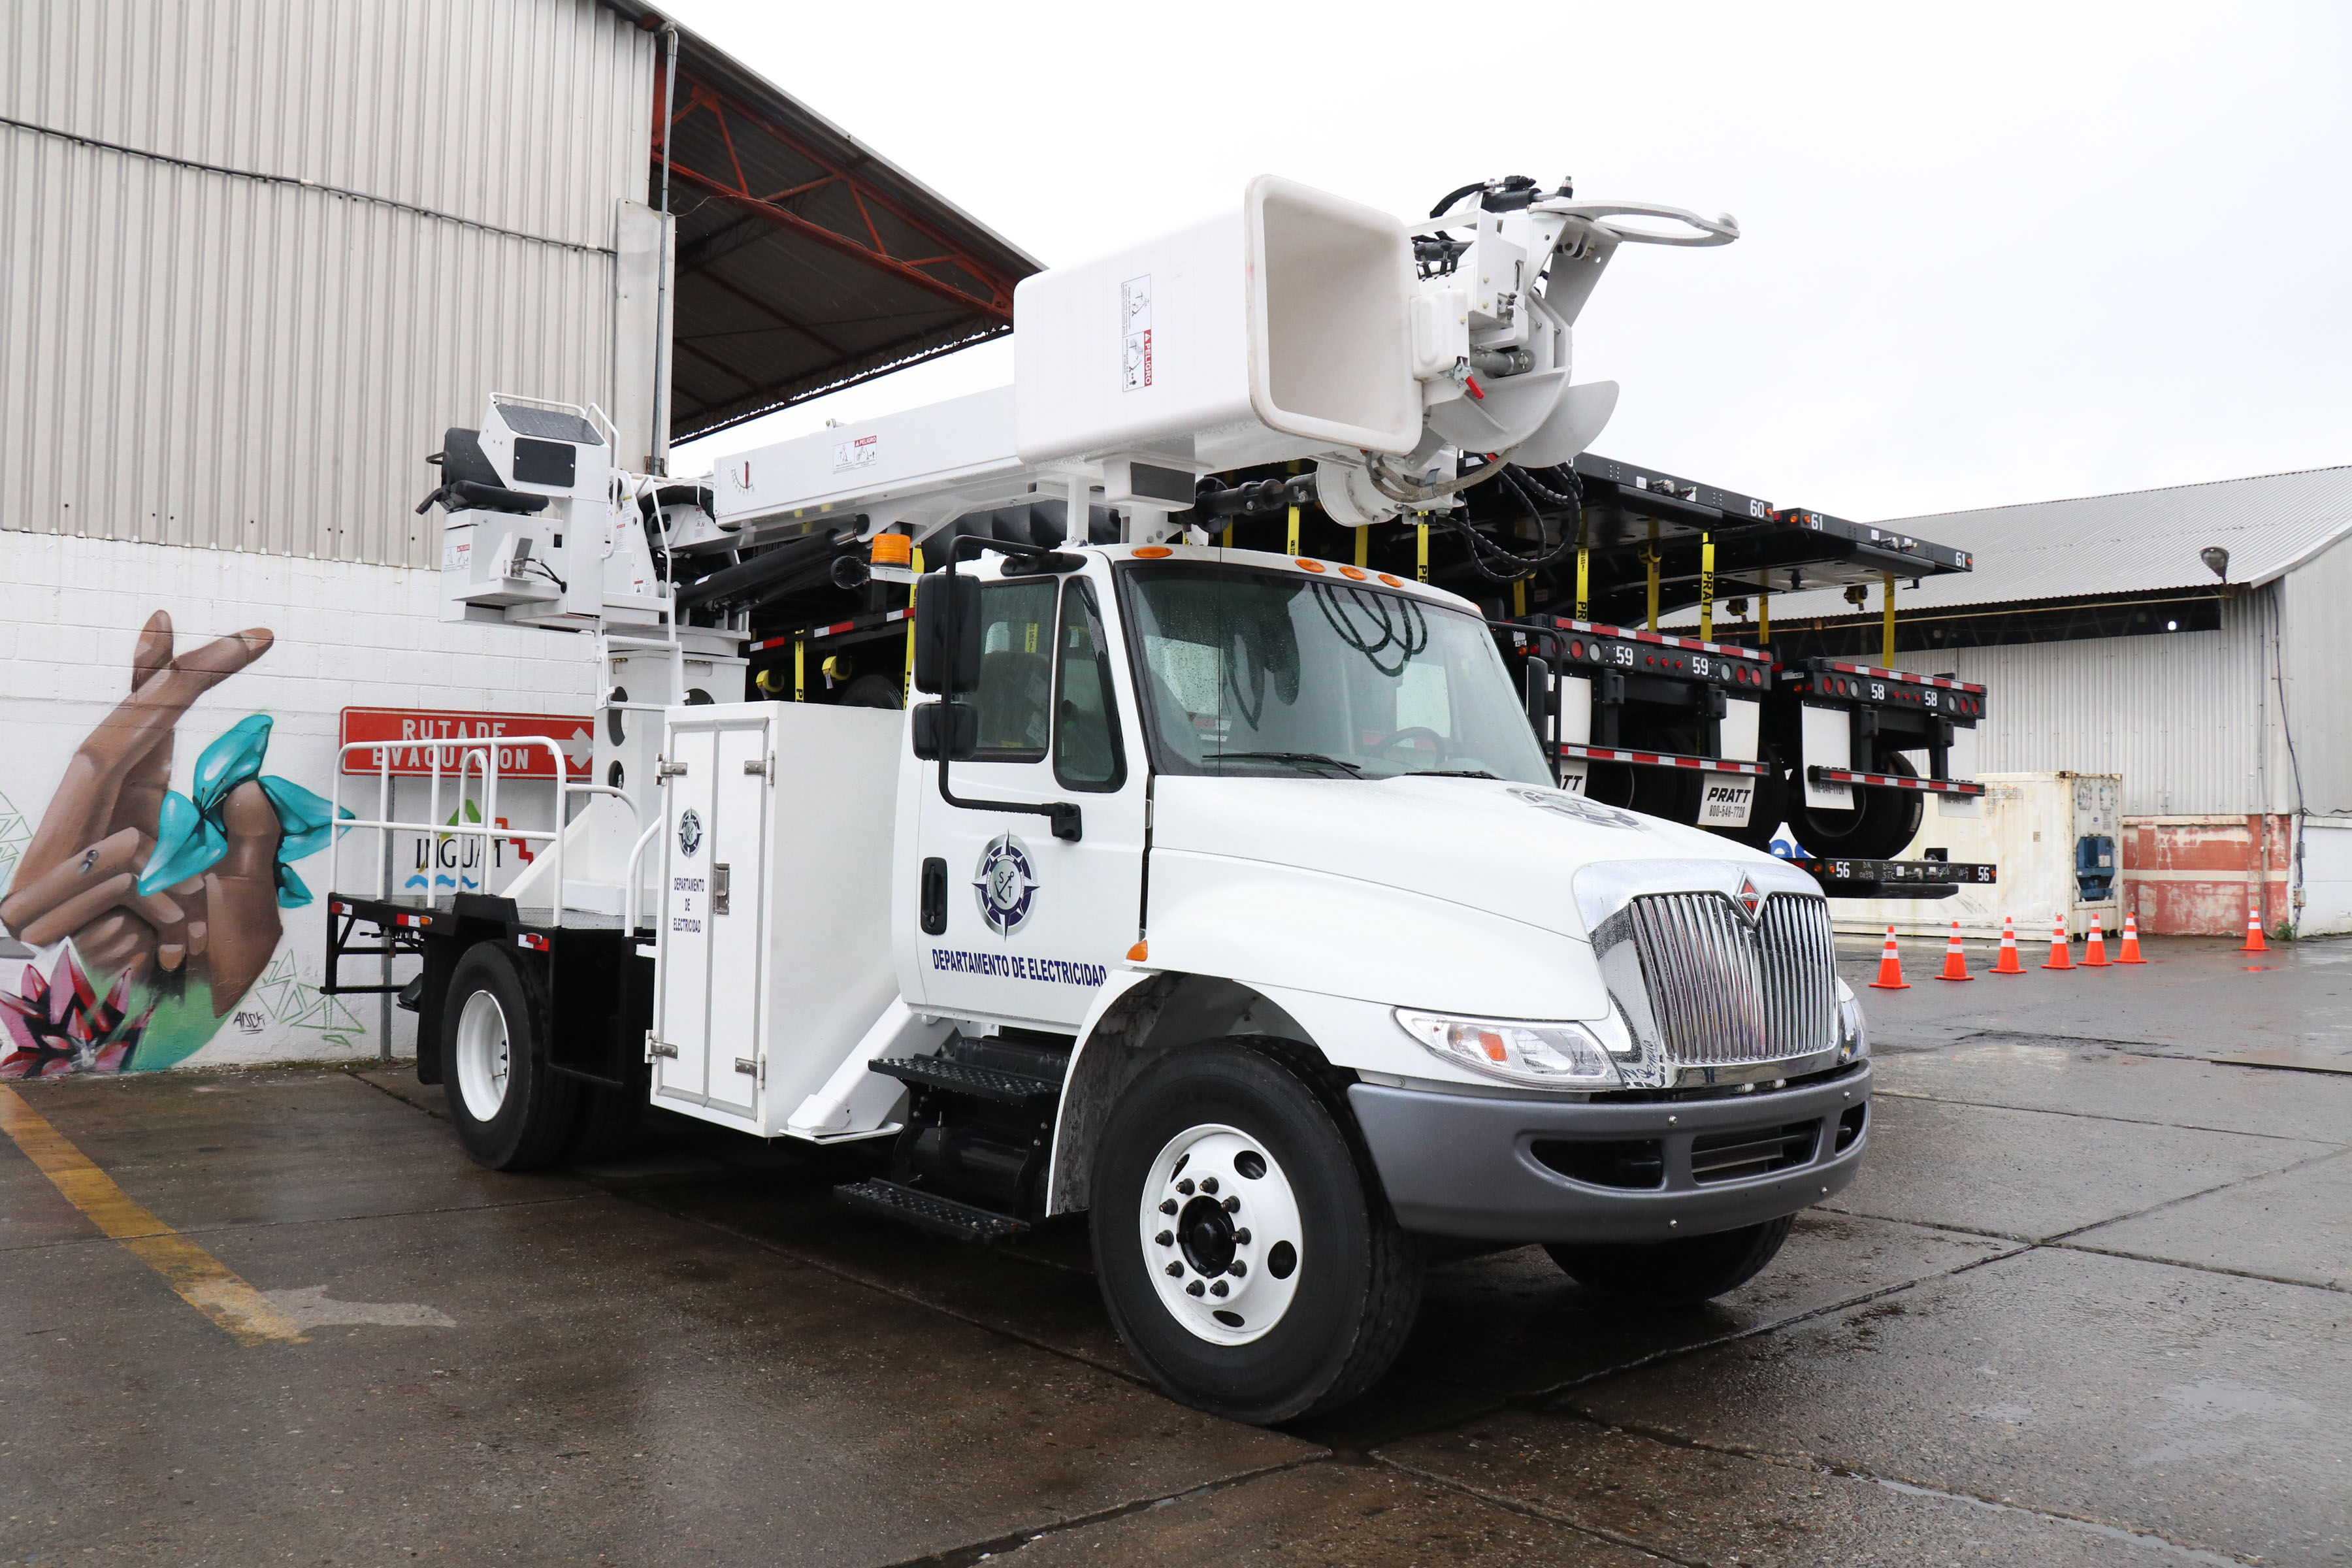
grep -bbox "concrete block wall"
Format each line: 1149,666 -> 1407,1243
0,532 -> 602,1076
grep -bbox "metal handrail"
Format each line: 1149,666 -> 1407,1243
621,818 -> 662,937
330,736 -> 570,913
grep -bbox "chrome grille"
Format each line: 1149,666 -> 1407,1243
1624,892 -> 1838,1069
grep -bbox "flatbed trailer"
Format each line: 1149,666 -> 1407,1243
1436,454 -> 1997,890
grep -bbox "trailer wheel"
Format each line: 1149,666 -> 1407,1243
839,673 -> 903,710
442,943 -> 576,1171
1090,1044 -> 1420,1424
1545,1214 -> 1793,1305
1797,751 -> 1924,860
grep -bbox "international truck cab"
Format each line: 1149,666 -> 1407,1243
329,173 -> 1874,1424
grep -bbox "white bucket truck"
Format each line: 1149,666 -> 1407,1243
329,176 -> 1871,1424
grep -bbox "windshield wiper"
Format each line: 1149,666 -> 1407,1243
1398,768 -> 1499,779
1205,750 -> 1365,776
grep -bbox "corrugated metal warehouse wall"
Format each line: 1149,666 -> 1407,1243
1896,593 -> 2285,818
2278,536 -> 2352,817
0,0 -> 653,569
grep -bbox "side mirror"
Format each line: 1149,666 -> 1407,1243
913,573 -> 981,694
911,700 -> 979,761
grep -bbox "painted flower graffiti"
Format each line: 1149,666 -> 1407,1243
0,612 -> 346,1077
0,946 -> 156,1077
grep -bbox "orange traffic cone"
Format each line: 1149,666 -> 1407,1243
1869,925 -> 1911,990
2041,915 -> 2074,970
1935,921 -> 1974,981
2115,911 -> 2148,964
1991,915 -> 2026,975
2082,915 -> 2109,967
2241,904 -> 2268,953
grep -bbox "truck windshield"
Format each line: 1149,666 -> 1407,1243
1117,563 -> 1552,783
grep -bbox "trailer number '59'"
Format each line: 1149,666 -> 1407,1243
1691,655 -> 1710,676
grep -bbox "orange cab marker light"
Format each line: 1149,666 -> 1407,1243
1297,559 -> 1326,573
869,532 -> 913,565
1126,941 -> 1149,962
1133,545 -> 1172,559
1378,573 -> 1403,587
1340,565 -> 1367,580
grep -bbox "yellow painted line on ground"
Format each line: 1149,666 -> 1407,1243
0,1083 -> 307,1345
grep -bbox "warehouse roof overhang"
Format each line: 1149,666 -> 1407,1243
1671,463 -> 2352,630
602,5 -> 1043,444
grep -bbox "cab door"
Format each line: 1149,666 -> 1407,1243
912,572 -> 1146,1029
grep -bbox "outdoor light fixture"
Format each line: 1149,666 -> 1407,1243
2200,546 -> 2229,581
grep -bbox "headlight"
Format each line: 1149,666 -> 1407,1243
1394,1009 -> 1622,1088
1836,979 -> 1870,1061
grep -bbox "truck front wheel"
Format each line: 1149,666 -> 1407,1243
1090,1044 -> 1419,1425
1545,1214 -> 1793,1305
442,943 -> 576,1171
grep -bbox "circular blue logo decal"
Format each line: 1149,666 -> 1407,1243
972,833 -> 1039,937
677,808 -> 703,858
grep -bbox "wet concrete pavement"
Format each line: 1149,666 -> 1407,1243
4,935 -> 2347,1565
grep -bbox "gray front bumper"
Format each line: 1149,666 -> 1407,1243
1348,1062 -> 1870,1244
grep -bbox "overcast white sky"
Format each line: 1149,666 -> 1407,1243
668,1 -> 2352,525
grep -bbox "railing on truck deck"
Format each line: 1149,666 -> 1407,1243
328,737 -> 632,923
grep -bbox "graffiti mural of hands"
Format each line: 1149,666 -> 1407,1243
0,612 -> 285,1014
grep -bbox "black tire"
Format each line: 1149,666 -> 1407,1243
1090,1043 -> 1420,1425
1545,1214 -> 1794,1305
1797,749 -> 1925,860
440,943 -> 577,1171
839,673 -> 903,710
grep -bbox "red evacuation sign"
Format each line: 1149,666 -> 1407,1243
339,707 -> 595,778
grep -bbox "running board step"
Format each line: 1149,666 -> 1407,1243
868,1054 -> 1062,1105
832,1179 -> 1029,1243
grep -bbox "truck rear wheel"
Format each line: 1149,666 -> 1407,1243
442,943 -> 576,1171
1090,1044 -> 1419,1425
1545,1214 -> 1793,1305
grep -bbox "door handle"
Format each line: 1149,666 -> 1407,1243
919,857 -> 948,935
